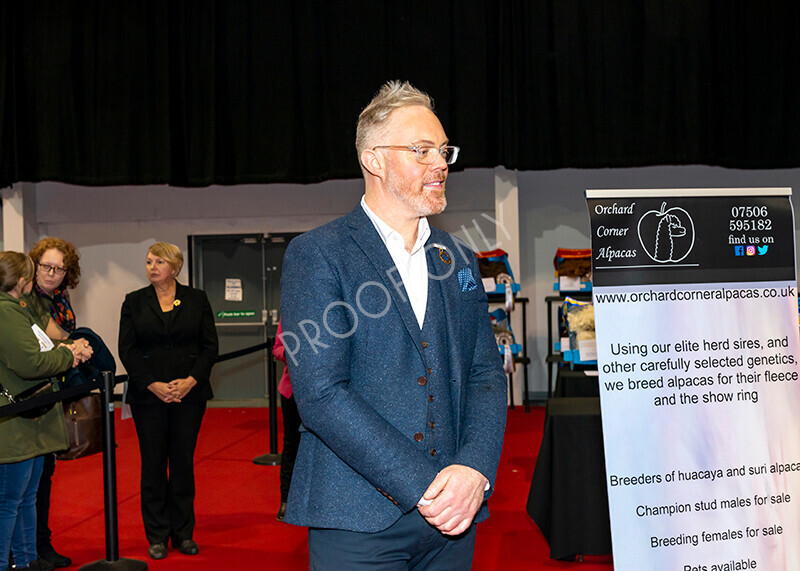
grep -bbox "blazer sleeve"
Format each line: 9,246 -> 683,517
0,304 -> 74,380
281,236 -> 440,512
187,290 -> 218,383
117,292 -> 157,391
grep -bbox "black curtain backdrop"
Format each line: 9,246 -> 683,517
1,1 -> 799,189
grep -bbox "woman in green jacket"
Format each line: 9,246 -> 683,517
0,252 -> 80,571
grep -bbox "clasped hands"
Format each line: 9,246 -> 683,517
148,376 -> 197,403
59,338 -> 93,368
417,464 -> 488,536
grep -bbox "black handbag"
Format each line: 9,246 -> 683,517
0,380 -> 56,419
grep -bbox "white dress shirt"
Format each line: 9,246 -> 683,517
361,196 -> 430,328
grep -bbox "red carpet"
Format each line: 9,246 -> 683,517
51,406 -> 614,570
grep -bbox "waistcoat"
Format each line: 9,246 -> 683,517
415,272 -> 457,466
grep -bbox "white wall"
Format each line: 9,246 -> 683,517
32,169 -> 497,378
22,165 -> 800,399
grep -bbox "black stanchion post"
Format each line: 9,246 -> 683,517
80,372 -> 147,570
253,343 -> 281,466
269,353 -> 279,452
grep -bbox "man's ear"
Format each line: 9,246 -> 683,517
360,149 -> 383,178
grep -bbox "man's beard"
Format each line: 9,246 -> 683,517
386,173 -> 447,217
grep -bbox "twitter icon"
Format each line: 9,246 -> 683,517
757,245 -> 769,255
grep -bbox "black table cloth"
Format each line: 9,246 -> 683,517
554,368 -> 600,398
526,397 -> 612,560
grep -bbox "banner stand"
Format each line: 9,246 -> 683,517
587,188 -> 800,570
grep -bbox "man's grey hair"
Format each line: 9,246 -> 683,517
355,80 -> 435,172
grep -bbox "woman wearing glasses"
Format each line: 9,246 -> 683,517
28,238 -> 81,343
0,251 -> 81,571
26,237 -> 83,569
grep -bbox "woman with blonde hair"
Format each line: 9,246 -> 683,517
118,242 -> 218,560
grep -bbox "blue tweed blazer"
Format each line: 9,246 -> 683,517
280,205 -> 507,532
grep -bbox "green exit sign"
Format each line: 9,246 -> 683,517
216,310 -> 257,319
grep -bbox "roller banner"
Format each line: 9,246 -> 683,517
586,188 -> 800,570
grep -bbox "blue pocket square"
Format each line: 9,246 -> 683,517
458,267 -> 478,292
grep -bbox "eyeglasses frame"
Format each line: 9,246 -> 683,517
38,263 -> 67,276
371,144 -> 460,165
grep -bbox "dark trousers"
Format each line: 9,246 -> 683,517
279,394 -> 301,502
35,453 -> 56,550
308,510 -> 476,570
130,401 -> 206,546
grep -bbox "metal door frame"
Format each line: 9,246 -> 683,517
189,233 -> 268,405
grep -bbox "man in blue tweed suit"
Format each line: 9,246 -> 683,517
280,81 -> 507,569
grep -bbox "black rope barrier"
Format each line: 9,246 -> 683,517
0,338 -> 281,567
0,372 -> 147,569
211,337 -> 282,463
0,377 -> 103,420
215,340 -> 272,363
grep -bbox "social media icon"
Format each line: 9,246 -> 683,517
757,245 -> 769,255
734,246 -> 744,256
746,245 -> 756,256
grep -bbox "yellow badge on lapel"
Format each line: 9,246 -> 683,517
173,299 -> 181,307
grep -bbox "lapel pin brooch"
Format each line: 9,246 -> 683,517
431,243 -> 451,264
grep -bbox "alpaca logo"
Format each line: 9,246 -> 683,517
637,202 -> 695,263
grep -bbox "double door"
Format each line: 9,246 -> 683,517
189,233 -> 296,404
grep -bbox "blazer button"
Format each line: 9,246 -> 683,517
414,432 -> 424,442
417,376 -> 427,386
430,449 -> 437,456
422,341 -> 428,348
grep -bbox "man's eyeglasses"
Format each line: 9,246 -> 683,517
372,145 -> 460,165
38,263 -> 66,276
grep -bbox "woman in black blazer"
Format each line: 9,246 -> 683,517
118,242 -> 218,561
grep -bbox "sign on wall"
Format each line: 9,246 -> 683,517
587,188 -> 800,570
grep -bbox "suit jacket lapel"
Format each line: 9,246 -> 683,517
425,231 -> 461,358
172,282 -> 186,317
345,206 -> 424,356
143,285 -> 164,322
145,282 -> 183,325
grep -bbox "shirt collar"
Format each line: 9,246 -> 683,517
360,196 -> 430,254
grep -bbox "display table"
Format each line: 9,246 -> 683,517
526,397 -> 612,560
554,368 -> 599,397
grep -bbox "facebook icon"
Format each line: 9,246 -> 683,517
734,246 -> 744,256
